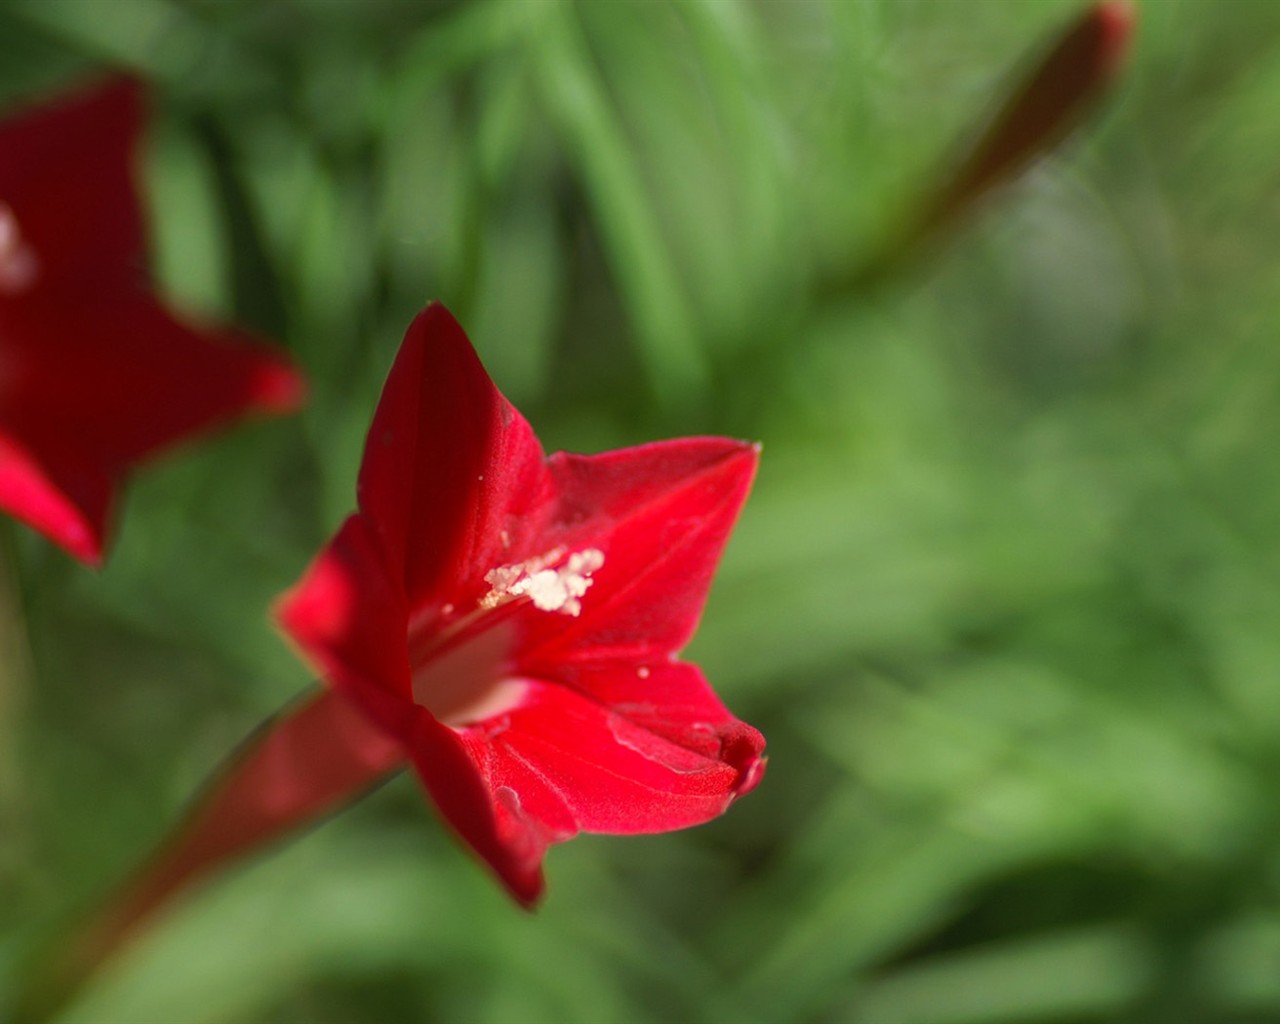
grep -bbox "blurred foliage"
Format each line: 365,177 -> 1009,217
4,0 -> 1280,1022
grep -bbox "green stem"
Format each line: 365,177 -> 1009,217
11,686 -> 403,1024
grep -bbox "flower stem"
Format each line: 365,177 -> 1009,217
10,686 -> 404,1023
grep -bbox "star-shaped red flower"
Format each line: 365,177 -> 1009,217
278,303 -> 765,904
0,77 -> 303,565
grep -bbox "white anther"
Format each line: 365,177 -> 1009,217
481,547 -> 605,617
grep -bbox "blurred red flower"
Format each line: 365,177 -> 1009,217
0,77 -> 303,565
279,303 -> 765,904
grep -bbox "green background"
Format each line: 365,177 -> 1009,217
5,1 -> 1280,1021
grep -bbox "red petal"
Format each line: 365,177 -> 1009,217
496,679 -> 760,832
277,514 -> 415,713
356,303 -> 552,614
0,77 -> 146,286
408,675 -> 762,906
550,660 -> 765,792
3,291 -> 303,466
405,712 -> 550,907
518,438 -> 759,667
0,429 -> 111,566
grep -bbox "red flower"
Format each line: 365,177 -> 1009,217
0,77 -> 303,565
279,302 -> 765,905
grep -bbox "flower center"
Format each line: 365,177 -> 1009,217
411,622 -> 525,726
0,204 -> 39,295
481,547 -> 604,617
409,547 -> 606,728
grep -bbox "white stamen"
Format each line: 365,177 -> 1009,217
0,204 -> 38,294
482,564 -> 523,596
481,547 -> 605,617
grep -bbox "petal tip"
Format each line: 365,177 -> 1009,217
0,437 -> 115,567
408,299 -> 465,343
58,529 -> 107,569
722,725 -> 768,800
273,547 -> 346,651
1093,1 -> 1138,76
250,357 -> 308,414
75,541 -> 107,570
510,871 -> 546,911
